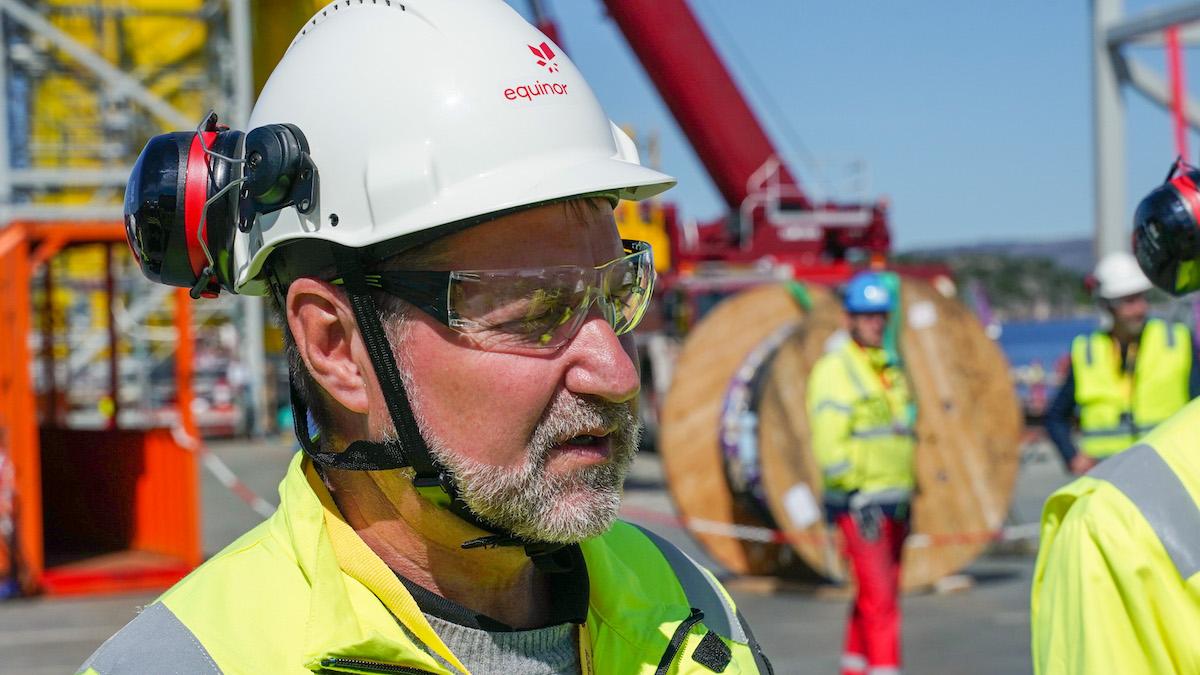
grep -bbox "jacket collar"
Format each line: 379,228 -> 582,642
273,453 -> 464,673
274,453 -> 687,673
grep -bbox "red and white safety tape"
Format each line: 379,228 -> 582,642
165,427 -> 1043,549
618,505 -> 1042,548
171,426 -> 277,519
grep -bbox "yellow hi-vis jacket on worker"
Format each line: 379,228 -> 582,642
1070,318 -> 1192,457
78,453 -> 771,674
807,338 -> 916,504
1032,397 -> 1200,675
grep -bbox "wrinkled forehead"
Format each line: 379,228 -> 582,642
426,199 -> 622,271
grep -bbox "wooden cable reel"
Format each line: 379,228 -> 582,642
658,283 -> 839,576
758,277 -> 1023,589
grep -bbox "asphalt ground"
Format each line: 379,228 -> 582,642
2,435 -> 1070,674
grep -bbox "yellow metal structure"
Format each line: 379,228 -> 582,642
615,200 -> 671,272
32,0 -> 208,205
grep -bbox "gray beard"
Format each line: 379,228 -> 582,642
392,389 -> 640,544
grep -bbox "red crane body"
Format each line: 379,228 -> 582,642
600,0 -> 808,212
600,0 -> 891,274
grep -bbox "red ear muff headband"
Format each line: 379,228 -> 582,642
1133,159 -> 1200,295
183,130 -> 220,298
1168,168 -> 1200,219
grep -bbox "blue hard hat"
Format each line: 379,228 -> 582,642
843,272 -> 893,314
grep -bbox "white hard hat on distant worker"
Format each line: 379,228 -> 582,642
1093,251 -> 1154,300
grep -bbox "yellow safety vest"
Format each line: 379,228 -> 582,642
1071,318 -> 1192,457
79,454 -> 771,674
1032,397 -> 1200,675
807,339 -> 916,502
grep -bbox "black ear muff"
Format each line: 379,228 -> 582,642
1133,163 -> 1200,296
243,124 -> 316,211
124,112 -> 318,297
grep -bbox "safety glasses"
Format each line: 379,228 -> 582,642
337,240 -> 655,352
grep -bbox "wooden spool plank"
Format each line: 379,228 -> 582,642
659,283 -> 829,576
899,279 -> 1023,587
754,294 -> 846,580
758,277 -> 1023,589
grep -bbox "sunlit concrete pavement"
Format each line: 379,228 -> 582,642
2,437 -> 1069,674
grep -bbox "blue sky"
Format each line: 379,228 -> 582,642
512,1 -> 1200,250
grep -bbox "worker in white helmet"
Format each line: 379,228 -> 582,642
1042,251 -> 1198,475
80,1 -> 771,673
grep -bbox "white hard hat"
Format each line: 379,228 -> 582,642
1094,251 -> 1154,300
232,0 -> 676,295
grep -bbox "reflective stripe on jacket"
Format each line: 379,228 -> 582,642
807,339 -> 916,499
1032,397 -> 1200,675
79,453 -> 772,674
1070,318 -> 1192,457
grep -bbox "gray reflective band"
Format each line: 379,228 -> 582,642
1167,322 -> 1177,348
850,426 -> 914,440
823,461 -> 852,477
827,488 -> 912,509
78,602 -> 221,675
814,400 -> 854,415
1082,422 -> 1165,438
1081,427 -> 1136,438
634,525 -> 748,644
853,488 -> 912,507
1089,444 -> 1200,579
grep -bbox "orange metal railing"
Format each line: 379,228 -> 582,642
0,222 -> 201,596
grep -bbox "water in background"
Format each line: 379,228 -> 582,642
998,316 -> 1097,372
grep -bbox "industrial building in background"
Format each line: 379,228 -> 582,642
0,0 -> 336,596
1092,1 -> 1200,257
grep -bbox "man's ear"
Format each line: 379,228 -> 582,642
286,278 -> 370,414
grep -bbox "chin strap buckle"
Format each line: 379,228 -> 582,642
412,471 -> 454,509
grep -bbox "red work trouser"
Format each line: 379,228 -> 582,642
836,512 -> 908,675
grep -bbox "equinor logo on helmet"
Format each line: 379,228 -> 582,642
529,42 -> 559,73
503,41 -> 570,102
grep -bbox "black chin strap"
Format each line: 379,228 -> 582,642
285,245 -> 566,569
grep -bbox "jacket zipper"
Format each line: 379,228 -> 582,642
320,656 -> 437,674
653,607 -> 705,675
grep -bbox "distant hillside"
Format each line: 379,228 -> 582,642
895,237 -> 1094,320
899,237 -> 1094,275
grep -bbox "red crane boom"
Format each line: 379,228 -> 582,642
600,0 -> 890,270
600,0 -> 810,212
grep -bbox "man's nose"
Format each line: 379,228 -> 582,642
560,315 -> 640,403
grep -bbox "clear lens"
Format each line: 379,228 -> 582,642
446,243 -> 655,350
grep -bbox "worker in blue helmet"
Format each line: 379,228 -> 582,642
807,271 -> 916,675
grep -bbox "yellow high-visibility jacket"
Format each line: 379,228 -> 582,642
1032,397 -> 1200,675
1070,318 -> 1192,457
807,339 -> 915,504
79,453 -> 772,674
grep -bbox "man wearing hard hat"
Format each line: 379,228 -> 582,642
79,1 -> 771,673
808,271 -> 915,675
1042,250 -> 1198,475
1032,162 -> 1200,673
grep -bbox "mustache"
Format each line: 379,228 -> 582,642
527,393 -> 639,463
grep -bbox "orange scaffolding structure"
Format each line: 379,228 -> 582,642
0,221 -> 201,596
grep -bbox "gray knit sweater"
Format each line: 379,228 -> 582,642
421,613 -> 580,675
